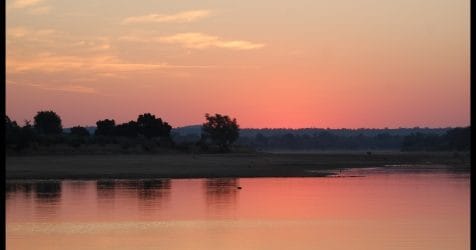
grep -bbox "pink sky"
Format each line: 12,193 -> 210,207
6,0 -> 470,128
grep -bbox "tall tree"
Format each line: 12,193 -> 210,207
16,121 -> 37,151
95,119 -> 116,136
33,111 -> 63,135
114,121 -> 139,137
137,113 -> 171,138
202,113 -> 239,152
6,116 -> 21,145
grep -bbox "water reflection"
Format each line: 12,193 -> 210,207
204,178 -> 239,212
6,173 -> 470,250
119,179 -> 171,200
95,179 -> 171,212
33,182 -> 62,202
31,181 -> 62,220
6,182 -> 33,199
96,180 -> 116,200
66,181 -> 87,193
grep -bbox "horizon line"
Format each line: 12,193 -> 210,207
64,124 -> 469,130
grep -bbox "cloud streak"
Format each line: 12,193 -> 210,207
7,55 -> 165,73
36,84 -> 98,94
7,80 -> 98,94
7,26 -> 57,39
7,54 -> 213,74
10,0 -> 44,9
158,33 -> 265,50
28,6 -> 51,15
123,10 -> 211,24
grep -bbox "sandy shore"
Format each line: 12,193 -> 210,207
5,152 -> 470,180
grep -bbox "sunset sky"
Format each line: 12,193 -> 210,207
6,0 -> 470,128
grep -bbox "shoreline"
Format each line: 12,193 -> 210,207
6,152 -> 470,180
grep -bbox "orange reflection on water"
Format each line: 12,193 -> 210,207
6,170 -> 470,250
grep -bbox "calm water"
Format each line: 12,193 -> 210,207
6,167 -> 470,250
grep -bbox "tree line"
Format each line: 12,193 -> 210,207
6,110 -> 469,153
401,127 -> 470,151
235,132 -> 404,150
174,127 -> 470,152
5,111 -> 240,153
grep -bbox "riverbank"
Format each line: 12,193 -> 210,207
6,151 -> 470,180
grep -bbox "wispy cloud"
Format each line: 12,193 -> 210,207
7,55 -> 164,73
10,0 -> 44,9
158,33 -> 265,50
8,0 -> 52,16
122,10 -> 211,24
28,5 -> 51,15
117,35 -> 159,43
7,54 -> 213,74
7,28 -> 113,54
38,84 -> 98,94
6,27 -> 59,49
7,80 -> 98,94
71,37 -> 112,52
7,26 -> 57,39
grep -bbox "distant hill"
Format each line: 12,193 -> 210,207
65,125 -> 452,138
171,125 -> 451,137
172,125 -> 202,136
61,125 -> 463,151
63,126 -> 97,135
239,127 -> 451,137
170,125 -> 455,150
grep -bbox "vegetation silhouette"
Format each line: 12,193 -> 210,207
34,111 -> 63,135
137,113 -> 172,139
4,110 -> 470,154
95,119 -> 116,137
114,120 -> 139,138
401,127 -> 470,151
174,126 -> 460,151
70,126 -> 90,137
6,116 -> 33,151
68,126 -> 91,148
201,113 -> 240,152
5,116 -> 20,144
235,131 -> 403,151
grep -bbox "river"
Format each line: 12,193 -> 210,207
6,166 -> 470,250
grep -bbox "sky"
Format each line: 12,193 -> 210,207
6,0 -> 470,128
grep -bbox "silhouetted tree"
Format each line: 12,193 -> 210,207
95,119 -> 115,136
16,121 -> 37,151
5,115 -> 18,130
202,113 -> 239,152
281,133 -> 297,149
254,133 -> 268,148
70,126 -> 90,137
114,121 -> 139,137
6,116 -> 21,145
137,113 -> 171,138
444,127 -> 470,151
33,111 -> 63,135
401,132 -> 443,151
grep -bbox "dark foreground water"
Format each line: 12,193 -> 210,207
6,167 -> 470,250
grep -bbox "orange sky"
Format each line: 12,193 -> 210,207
6,0 -> 470,128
